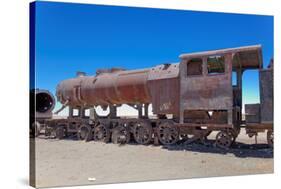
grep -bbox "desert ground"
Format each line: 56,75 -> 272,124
33,128 -> 273,188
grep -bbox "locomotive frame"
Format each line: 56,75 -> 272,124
32,45 -> 273,149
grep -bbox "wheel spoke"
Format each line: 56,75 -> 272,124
215,131 -> 233,149
157,122 -> 179,145
94,124 -> 110,143
133,121 -> 152,145
78,125 -> 92,141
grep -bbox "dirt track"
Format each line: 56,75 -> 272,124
34,129 -> 273,188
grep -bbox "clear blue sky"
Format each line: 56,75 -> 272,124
34,1 -> 273,109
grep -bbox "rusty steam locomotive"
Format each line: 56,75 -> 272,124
31,45 -> 273,149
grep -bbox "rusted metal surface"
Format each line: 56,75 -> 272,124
179,54 -> 233,110
179,45 -> 263,69
56,68 -> 151,107
34,89 -> 56,119
56,45 -> 262,123
30,89 -> 56,137
56,64 -> 181,116
133,120 -> 153,144
267,130 -> 273,148
178,45 -> 263,127
178,123 -> 233,129
157,121 -> 179,145
35,45 -> 273,148
244,58 -> 273,146
147,63 -> 180,115
260,66 -> 273,123
245,104 -> 260,123
245,123 -> 272,130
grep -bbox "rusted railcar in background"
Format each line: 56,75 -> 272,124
245,59 -> 273,147
33,45 -> 273,149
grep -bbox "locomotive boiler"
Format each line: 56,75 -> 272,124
56,64 -> 179,116
38,45 -> 273,148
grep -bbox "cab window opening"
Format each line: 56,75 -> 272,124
186,58 -> 203,76
232,71 -> 237,86
207,55 -> 225,75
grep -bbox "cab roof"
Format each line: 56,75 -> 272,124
179,45 -> 263,69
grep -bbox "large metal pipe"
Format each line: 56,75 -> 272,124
35,89 -> 56,114
30,89 -> 56,120
56,68 -> 151,107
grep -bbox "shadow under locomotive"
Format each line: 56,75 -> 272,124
162,140 -> 273,158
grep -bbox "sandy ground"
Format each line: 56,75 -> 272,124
33,129 -> 273,188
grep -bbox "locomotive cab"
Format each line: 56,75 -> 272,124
178,45 -> 263,130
